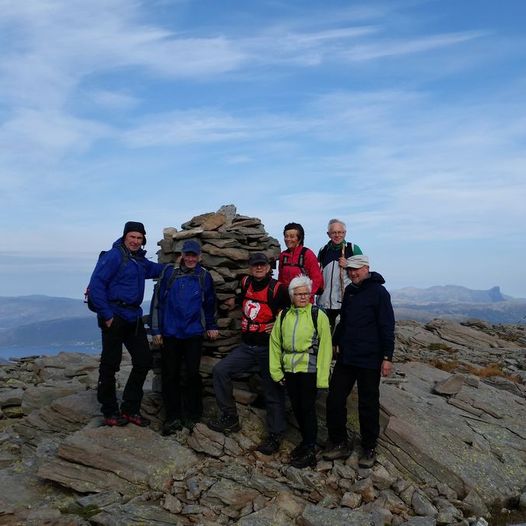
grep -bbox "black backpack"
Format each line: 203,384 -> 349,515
84,245 -> 128,312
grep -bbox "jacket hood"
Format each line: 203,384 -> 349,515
350,271 -> 385,290
112,237 -> 147,257
364,271 -> 385,286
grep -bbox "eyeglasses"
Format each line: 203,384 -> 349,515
293,292 -> 310,297
329,231 -> 346,235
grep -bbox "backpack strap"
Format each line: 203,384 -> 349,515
198,268 -> 208,304
310,306 -> 320,356
317,244 -> 328,264
298,246 -> 307,272
267,279 -> 279,315
279,307 -> 290,335
241,275 -> 252,298
344,243 -> 355,259
281,246 -> 308,272
164,265 -> 208,301
164,265 -> 182,293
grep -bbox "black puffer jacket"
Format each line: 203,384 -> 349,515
334,271 -> 395,369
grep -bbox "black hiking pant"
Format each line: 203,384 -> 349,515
285,372 -> 318,447
326,362 -> 381,449
161,335 -> 203,422
97,316 -> 152,417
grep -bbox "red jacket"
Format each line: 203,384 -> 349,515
278,245 -> 324,298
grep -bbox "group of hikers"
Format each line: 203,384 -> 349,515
87,218 -> 395,470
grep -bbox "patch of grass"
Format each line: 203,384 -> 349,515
430,359 -> 459,372
60,503 -> 102,519
427,343 -> 455,352
430,360 -> 521,383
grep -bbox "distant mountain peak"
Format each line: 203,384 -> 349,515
392,284 -> 505,304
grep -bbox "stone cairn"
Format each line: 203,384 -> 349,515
154,204 -> 281,391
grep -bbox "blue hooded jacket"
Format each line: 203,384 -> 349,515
150,263 -> 218,339
334,271 -> 395,369
88,238 -> 164,322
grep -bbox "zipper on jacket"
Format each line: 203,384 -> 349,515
290,309 -> 302,372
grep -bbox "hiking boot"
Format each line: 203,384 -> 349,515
207,413 -> 241,434
290,447 -> 316,469
122,412 -> 151,427
103,413 -> 128,427
182,417 -> 199,431
358,448 -> 377,469
256,433 -> 282,455
290,443 -> 309,461
322,440 -> 352,461
162,418 -> 183,436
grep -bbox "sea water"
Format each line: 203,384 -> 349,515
0,344 -> 100,361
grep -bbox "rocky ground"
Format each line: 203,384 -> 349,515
0,319 -> 525,525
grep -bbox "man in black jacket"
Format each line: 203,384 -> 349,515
323,255 -> 395,468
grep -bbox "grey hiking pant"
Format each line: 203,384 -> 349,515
212,342 -> 286,436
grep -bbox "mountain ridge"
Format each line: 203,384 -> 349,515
1,287 -> 524,351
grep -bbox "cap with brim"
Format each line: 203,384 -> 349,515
182,240 -> 201,255
249,252 -> 269,265
346,255 -> 370,268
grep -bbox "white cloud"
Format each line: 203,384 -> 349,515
89,90 -> 140,110
344,31 -> 486,61
122,110 -> 250,147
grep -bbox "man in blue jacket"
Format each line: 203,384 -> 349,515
150,240 -> 218,435
323,255 -> 395,468
88,221 -> 164,427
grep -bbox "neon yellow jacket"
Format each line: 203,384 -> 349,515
269,304 -> 332,388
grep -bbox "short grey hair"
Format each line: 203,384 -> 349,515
288,275 -> 313,300
327,218 -> 346,231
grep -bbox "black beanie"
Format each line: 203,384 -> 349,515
123,221 -> 147,245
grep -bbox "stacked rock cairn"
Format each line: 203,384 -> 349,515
153,204 -> 281,394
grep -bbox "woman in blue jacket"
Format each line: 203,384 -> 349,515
151,240 -> 218,434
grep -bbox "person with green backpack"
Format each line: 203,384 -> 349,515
150,239 -> 218,435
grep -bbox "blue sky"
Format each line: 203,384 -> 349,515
1,0 -> 525,299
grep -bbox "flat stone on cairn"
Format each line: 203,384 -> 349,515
155,205 -> 281,358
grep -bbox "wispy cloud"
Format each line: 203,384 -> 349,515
344,31 -> 486,61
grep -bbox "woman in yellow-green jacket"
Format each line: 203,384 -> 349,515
270,275 -> 332,468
